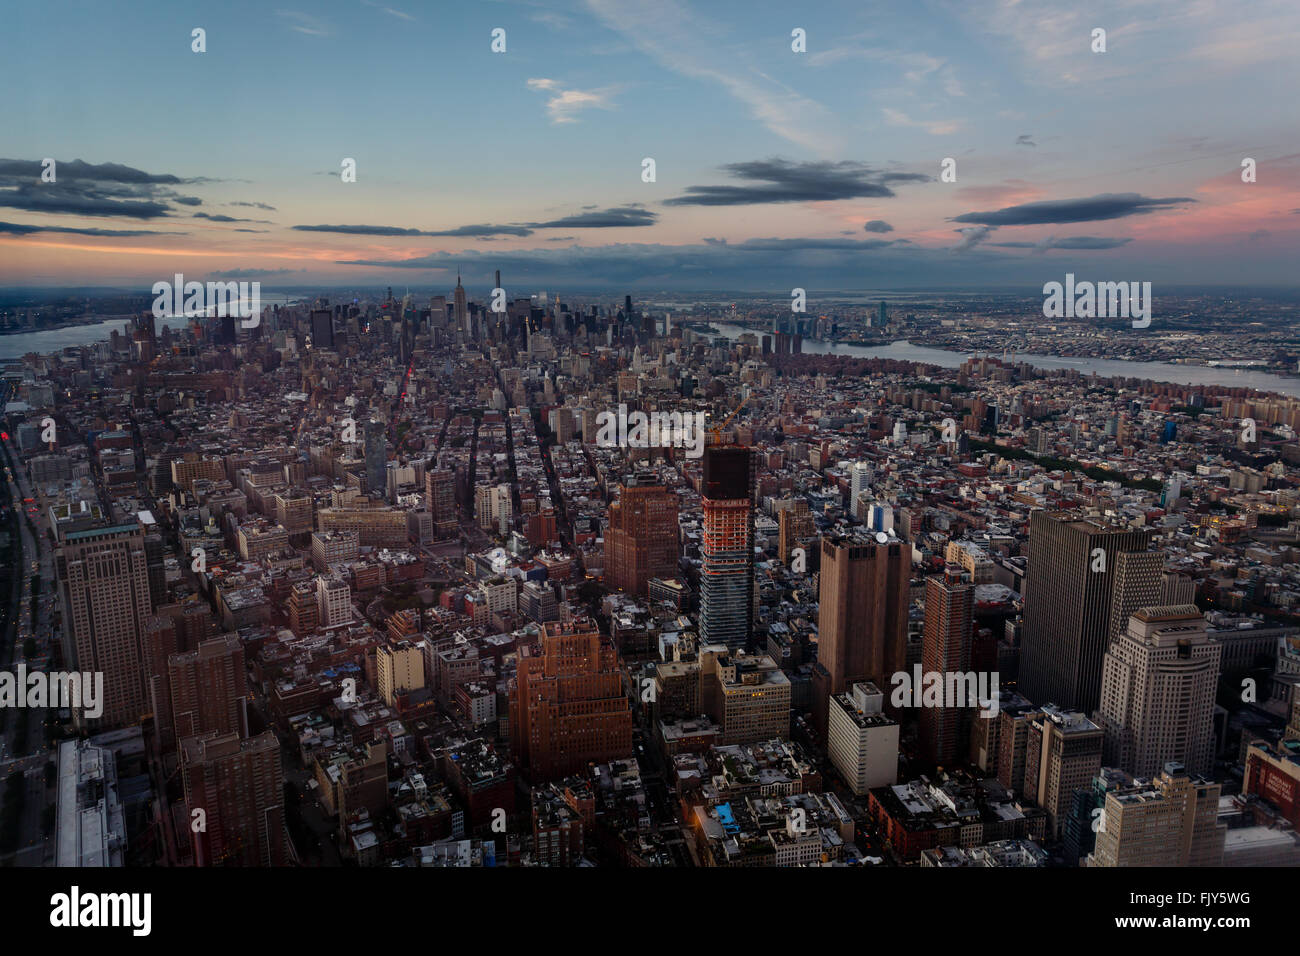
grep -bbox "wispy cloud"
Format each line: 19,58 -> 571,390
882,108 -> 962,136
0,221 -> 183,237
526,78 -> 618,124
293,207 -> 656,237
276,10 -> 332,37
361,0 -> 414,21
585,0 -> 836,152
989,235 -> 1133,251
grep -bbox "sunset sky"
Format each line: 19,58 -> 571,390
2,0 -> 1298,291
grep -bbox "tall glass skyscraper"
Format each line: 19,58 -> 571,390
699,445 -> 754,648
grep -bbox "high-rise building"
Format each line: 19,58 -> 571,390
453,273 -> 468,332
310,309 -> 334,349
699,446 -> 754,648
287,581 -> 319,637
919,570 -> 975,767
1020,512 -> 1154,713
364,419 -> 387,498
827,682 -> 900,795
1160,571 -> 1197,606
849,462 -> 873,519
995,700 -> 1043,796
1243,739 -> 1300,827
376,639 -> 426,707
509,618 -> 634,780
1106,549 -> 1164,644
316,576 -> 353,629
1086,762 -> 1225,867
1096,606 -> 1221,778
700,647 -> 791,744
1023,705 -> 1103,838
777,499 -> 815,566
168,633 -> 248,745
425,468 -> 458,539
817,531 -> 910,697
55,522 -> 153,729
604,484 -> 679,597
180,730 -> 287,866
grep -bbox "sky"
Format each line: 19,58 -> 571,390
1,0 -> 1298,293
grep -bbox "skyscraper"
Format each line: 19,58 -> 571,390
1019,512 -> 1154,713
1106,549 -> 1164,644
425,467 -> 458,539
180,730 -> 287,866
1095,606 -> 1221,778
453,273 -> 468,333
699,445 -> 754,648
605,484 -> 679,597
849,461 -> 872,518
168,633 -> 248,746
919,570 -> 975,767
55,522 -> 153,729
817,531 -> 910,698
1087,762 -> 1225,867
1023,705 -> 1103,838
509,618 -> 634,780
310,308 -> 334,349
777,499 -> 815,566
364,419 -> 387,499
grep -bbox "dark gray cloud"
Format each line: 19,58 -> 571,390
0,220 -> 182,236
863,220 -> 894,233
294,207 -> 656,238
953,225 -> 996,251
664,159 -> 928,206
0,158 -> 208,219
436,223 -> 536,236
528,206 -> 656,228
952,192 -> 1195,226
989,236 -> 1133,250
194,212 -> 271,223
0,159 -> 186,185
333,235 -> 1006,289
228,201 -> 277,210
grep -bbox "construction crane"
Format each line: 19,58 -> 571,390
709,393 -> 750,445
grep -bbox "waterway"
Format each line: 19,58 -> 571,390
710,326 -> 1300,398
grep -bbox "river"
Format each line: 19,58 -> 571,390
0,294 -> 301,361
709,326 -> 1300,398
